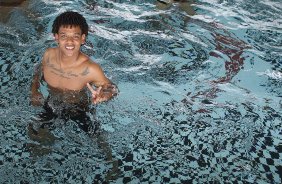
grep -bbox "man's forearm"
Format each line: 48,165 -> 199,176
31,75 -> 40,95
100,83 -> 118,101
30,63 -> 42,95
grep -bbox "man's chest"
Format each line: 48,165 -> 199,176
43,62 -> 89,90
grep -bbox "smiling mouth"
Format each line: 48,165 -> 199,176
65,46 -> 75,50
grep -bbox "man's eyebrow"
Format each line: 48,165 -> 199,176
58,32 -> 81,35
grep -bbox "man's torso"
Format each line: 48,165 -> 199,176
42,48 -> 92,91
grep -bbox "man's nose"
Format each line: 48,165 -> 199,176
66,36 -> 74,42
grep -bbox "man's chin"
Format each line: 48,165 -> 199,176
63,51 -> 76,57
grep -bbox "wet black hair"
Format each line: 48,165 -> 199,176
52,11 -> 89,36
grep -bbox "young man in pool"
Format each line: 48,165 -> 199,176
31,11 -> 117,106
28,13 -> 119,177
30,11 -> 117,132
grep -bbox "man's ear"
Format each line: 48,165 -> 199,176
54,34 -> 59,42
82,34 -> 86,44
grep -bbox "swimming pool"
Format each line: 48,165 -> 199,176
0,0 -> 281,183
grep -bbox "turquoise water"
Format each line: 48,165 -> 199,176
0,0 -> 281,183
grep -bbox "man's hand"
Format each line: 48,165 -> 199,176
31,91 -> 44,106
87,83 -> 118,104
87,83 -> 104,104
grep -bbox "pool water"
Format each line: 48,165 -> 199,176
0,0 -> 281,183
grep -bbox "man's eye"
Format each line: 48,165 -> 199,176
61,35 -> 66,39
74,36 -> 80,39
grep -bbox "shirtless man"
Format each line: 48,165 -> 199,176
28,13 -> 119,175
29,11 -> 118,135
31,11 -> 117,107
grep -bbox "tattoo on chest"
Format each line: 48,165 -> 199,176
45,60 -> 89,79
81,67 -> 90,76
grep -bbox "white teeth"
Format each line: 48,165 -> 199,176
66,46 -> 74,50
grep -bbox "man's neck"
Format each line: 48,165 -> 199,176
59,51 -> 80,68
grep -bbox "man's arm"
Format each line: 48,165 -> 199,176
30,49 -> 49,106
31,63 -> 41,94
87,63 -> 118,104
30,62 -> 44,106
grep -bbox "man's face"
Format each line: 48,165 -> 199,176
55,25 -> 86,57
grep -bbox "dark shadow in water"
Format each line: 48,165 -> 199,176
0,0 -> 26,6
0,0 -> 28,22
27,94 -> 120,183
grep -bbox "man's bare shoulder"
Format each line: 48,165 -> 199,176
43,48 -> 57,61
89,62 -> 104,75
81,56 -> 101,71
81,57 -> 107,82
44,47 -> 57,55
